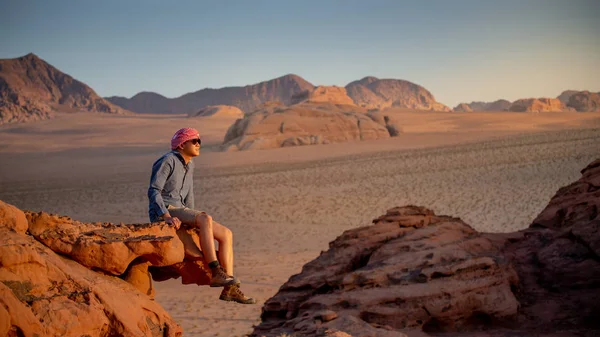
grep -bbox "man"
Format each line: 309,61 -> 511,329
148,127 -> 255,304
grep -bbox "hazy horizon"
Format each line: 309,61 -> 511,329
2,0 -> 599,107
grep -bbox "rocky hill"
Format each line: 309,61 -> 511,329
345,76 -> 451,111
453,99 -> 512,112
251,158 -> 600,337
107,74 -> 315,114
0,53 -> 128,125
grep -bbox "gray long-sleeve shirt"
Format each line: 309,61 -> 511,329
147,150 -> 194,222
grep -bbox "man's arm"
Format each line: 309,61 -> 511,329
184,178 -> 194,209
148,157 -> 179,228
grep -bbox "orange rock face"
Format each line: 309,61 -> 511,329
252,159 -> 600,337
0,201 -> 222,337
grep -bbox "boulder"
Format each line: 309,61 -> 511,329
0,203 -> 224,336
222,103 -> 393,151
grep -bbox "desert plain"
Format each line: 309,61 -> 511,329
1,109 -> 600,336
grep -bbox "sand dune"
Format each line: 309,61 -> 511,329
1,111 -> 599,336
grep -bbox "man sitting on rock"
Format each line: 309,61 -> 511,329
148,127 -> 255,304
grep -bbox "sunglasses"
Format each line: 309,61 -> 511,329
188,138 -> 201,145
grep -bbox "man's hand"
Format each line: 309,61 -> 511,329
163,215 -> 181,230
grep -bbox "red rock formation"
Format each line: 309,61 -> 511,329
252,159 -> 600,337
0,200 -> 223,337
0,53 -> 128,125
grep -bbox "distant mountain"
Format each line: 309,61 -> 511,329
566,91 -> 600,112
557,90 -> 580,104
345,77 -> 450,111
108,75 -> 451,114
106,74 -> 315,114
453,99 -> 512,112
0,53 -> 128,125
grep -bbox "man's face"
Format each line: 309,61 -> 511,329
179,138 -> 201,157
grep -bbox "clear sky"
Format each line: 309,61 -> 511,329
2,0 -> 599,107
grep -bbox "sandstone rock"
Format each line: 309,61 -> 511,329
0,222 -> 183,337
345,77 -> 450,111
25,211 -> 186,275
252,158 -> 600,336
0,200 -> 28,234
566,91 -> 600,112
251,205 -> 519,336
188,104 -> 244,118
508,98 -> 564,112
222,103 -> 393,151
0,53 -> 129,125
290,86 -> 356,106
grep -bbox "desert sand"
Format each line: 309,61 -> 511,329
1,110 -> 600,336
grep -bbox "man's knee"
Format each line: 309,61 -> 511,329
223,226 -> 233,242
195,212 -> 212,228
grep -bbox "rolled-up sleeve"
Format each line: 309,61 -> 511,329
148,157 -> 173,218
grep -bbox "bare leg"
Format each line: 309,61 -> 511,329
212,220 -> 234,276
194,213 -> 218,263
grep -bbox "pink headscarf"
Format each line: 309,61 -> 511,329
171,127 -> 200,150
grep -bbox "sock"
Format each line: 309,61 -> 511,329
208,260 -> 220,270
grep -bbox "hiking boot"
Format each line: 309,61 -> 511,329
210,267 -> 238,287
219,284 -> 256,304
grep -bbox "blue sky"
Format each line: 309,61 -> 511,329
2,0 -> 599,107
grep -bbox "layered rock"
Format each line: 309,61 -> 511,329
252,158 -> 600,337
107,74 -> 315,114
188,104 -> 244,118
345,77 -> 450,111
453,99 -> 512,112
0,53 -> 128,125
0,199 -> 222,337
508,98 -> 564,112
566,91 -> 600,112
221,103 -> 394,151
